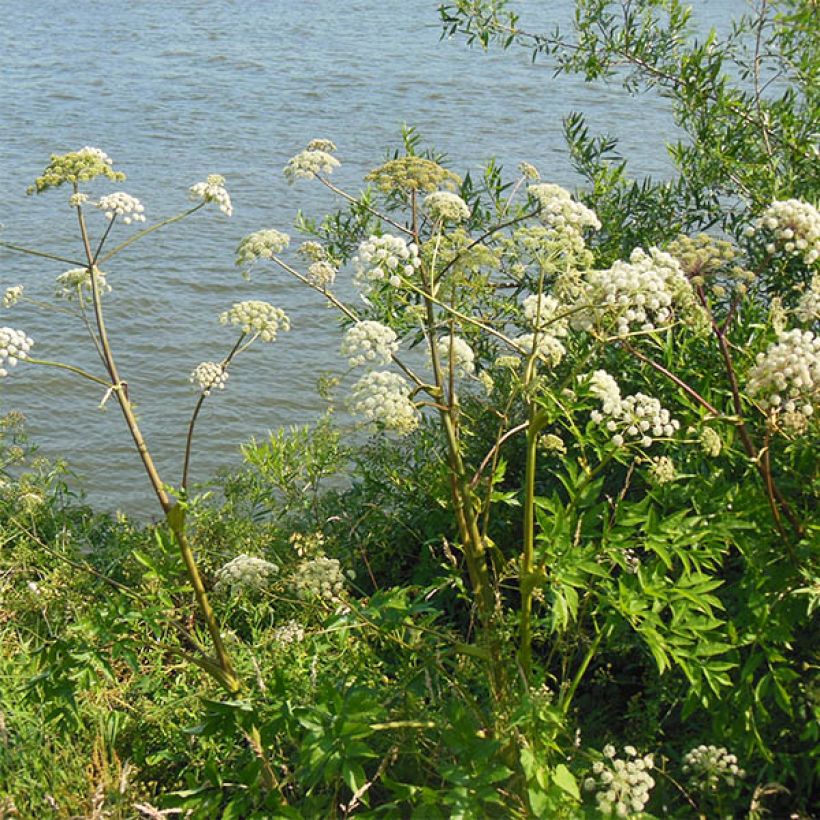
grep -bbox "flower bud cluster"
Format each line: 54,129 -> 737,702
214,554 -> 278,594
528,183 -> 601,250
307,261 -> 337,288
28,146 -> 124,193
796,272 -> 819,324
220,301 -> 290,342
589,370 -> 680,448
424,190 -> 470,223
55,268 -> 111,300
272,619 -> 306,645
648,455 -> 676,484
700,427 -> 722,457
682,745 -> 745,791
350,370 -> 419,435
435,334 -> 476,377
583,745 -> 655,817
747,329 -> 819,425
284,147 -> 340,182
190,361 -> 228,395
573,247 -> 696,336
518,161 -> 540,180
235,229 -> 290,267
189,174 -> 232,216
514,332 -> 566,367
353,234 -> 421,291
341,320 -> 399,367
522,294 -> 569,335
3,286 -> 23,308
747,199 -> 820,266
97,192 -> 146,224
0,327 -> 33,377
292,556 -> 346,602
69,192 -> 89,207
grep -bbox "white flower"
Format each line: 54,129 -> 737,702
751,199 -> 820,266
522,293 -> 569,335
573,247 -> 697,337
648,455 -> 676,484
435,334 -> 476,377
55,267 -> 111,301
68,192 -> 88,207
190,361 -> 228,395
514,332 -> 566,367
587,747 -> 656,817
424,190 -> 470,223
235,229 -> 290,267
214,554 -> 278,594
353,234 -> 421,292
518,161 -> 540,180
528,183 -> 601,251
306,138 -> 337,153
350,370 -> 419,435
291,556 -> 347,602
0,327 -> 33,377
307,260 -> 337,288
796,271 -> 820,323
341,320 -> 399,367
3,286 -> 23,308
189,174 -> 232,216
284,149 -> 340,183
272,619 -> 306,645
96,192 -> 146,224
682,744 -> 745,792
219,300 -> 290,342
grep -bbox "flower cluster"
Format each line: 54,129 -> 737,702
747,199 -> 820,266
747,329 -> 819,429
341,321 -> 399,367
366,156 -> 461,194
219,301 -> 290,342
573,247 -> 696,337
682,745 -> 745,792
214,554 -> 278,594
307,261 -> 337,288
28,146 -> 125,194
648,455 -> 676,484
435,335 -> 476,377
69,192 -> 89,207
97,192 -> 146,224
700,427 -> 722,457
796,272 -> 819,324
0,328 -> 33,377
589,370 -> 680,448
350,370 -> 419,435
272,619 -> 306,645
235,229 -> 290,267
284,147 -> 340,182
522,293 -> 568,334
583,745 -> 656,817
352,234 -> 421,291
189,174 -> 232,216
514,332 -> 566,367
190,361 -> 228,395
55,267 -> 110,300
528,183 -> 601,250
292,556 -> 346,602
518,161 -> 540,180
424,190 -> 470,223
3,286 -> 23,308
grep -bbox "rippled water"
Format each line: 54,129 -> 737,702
0,1 -> 745,516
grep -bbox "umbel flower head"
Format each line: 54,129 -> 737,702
28,146 -> 125,194
284,142 -> 340,183
528,183 -> 601,251
583,745 -> 656,818
189,174 -> 232,216
747,199 -> 820,266
235,229 -> 290,268
350,370 -> 419,435
190,361 -> 228,396
3,286 -> 23,308
97,192 -> 146,224
55,267 -> 111,301
220,300 -> 290,342
0,327 -> 33,377
424,191 -> 470,223
514,332 -> 566,367
291,556 -> 347,602
366,156 -> 461,194
353,234 -> 421,291
435,334 -> 476,377
214,554 -> 278,594
341,320 -> 400,367
682,745 -> 745,792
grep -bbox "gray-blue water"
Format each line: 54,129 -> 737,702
0,1 -> 747,516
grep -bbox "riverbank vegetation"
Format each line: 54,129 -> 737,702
1,1 -> 817,817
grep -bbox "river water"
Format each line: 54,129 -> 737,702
0,0 -> 746,516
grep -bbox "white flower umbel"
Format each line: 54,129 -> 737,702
350,370 -> 419,435
588,370 -> 680,448
341,320 -> 399,367
214,554 -> 278,594
747,328 -> 819,426
189,174 -> 232,216
3,286 -> 23,308
0,327 -> 33,377
220,300 -> 290,342
190,361 -> 228,396
96,192 -> 146,224
284,148 -> 340,183
796,272 -> 820,324
583,746 -> 656,818
514,332 -> 566,367
748,199 -> 820,266
306,138 -> 337,152
573,247 -> 696,337
307,260 -> 337,288
648,455 -> 676,484
55,267 -> 111,301
528,182 -> 601,251
435,334 -> 476,377
272,619 -> 306,645
235,229 -> 290,267
522,293 -> 569,335
682,745 -> 745,792
292,556 -> 346,602
68,192 -> 88,207
353,234 -> 421,292
424,190 -> 470,223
